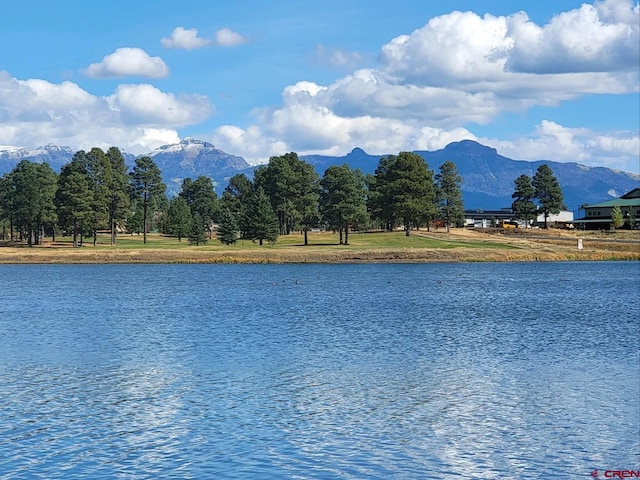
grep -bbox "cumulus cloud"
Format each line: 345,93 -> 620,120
506,0 -> 640,73
380,10 -> 512,86
212,125 -> 289,165
106,84 -> 212,126
487,120 -> 640,172
379,1 -> 639,91
0,72 -> 212,154
161,27 -> 211,50
160,26 -> 247,49
214,28 -> 248,46
84,48 -> 169,78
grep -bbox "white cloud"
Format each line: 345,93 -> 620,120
212,125 -> 288,165
84,48 -> 169,78
106,84 -> 212,126
160,26 -> 247,50
212,93 -> 476,165
161,27 -> 211,50
487,120 -> 640,172
380,11 -> 512,86
378,2 -> 639,94
0,72 -> 211,154
506,0 -> 640,73
214,28 -> 248,46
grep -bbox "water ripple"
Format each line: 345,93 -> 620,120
0,262 -> 638,478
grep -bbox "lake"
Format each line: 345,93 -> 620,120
0,262 -> 638,479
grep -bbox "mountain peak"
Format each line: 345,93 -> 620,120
36,144 -> 73,152
444,139 -> 498,156
179,137 -> 216,148
348,147 -> 368,156
180,137 -> 210,147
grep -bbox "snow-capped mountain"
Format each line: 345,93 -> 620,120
0,144 -> 75,171
146,137 -> 251,194
0,138 -> 252,196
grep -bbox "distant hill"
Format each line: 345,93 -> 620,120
1,138 -> 637,210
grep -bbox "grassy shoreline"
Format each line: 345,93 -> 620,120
1,229 -> 638,264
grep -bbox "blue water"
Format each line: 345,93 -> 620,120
0,262 -> 638,479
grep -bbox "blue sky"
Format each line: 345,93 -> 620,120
0,0 -> 638,172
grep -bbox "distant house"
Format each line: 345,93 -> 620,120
574,188 -> 640,230
464,208 -> 573,228
536,210 -> 574,229
464,209 -> 514,228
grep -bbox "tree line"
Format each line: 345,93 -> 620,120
0,147 -> 467,247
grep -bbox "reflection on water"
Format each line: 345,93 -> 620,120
0,262 -> 638,479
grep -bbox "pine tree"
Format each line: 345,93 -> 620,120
320,164 -> 368,244
168,196 -> 192,241
189,212 -> 207,246
55,160 -> 93,247
381,152 -> 437,236
435,160 -> 464,232
216,208 -> 239,245
105,147 -> 131,245
130,156 -> 166,243
512,174 -> 537,227
532,164 -> 564,228
179,176 -> 218,239
241,188 -> 279,245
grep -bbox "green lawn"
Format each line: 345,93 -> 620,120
63,230 -> 518,251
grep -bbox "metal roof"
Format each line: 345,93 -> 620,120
584,197 -> 640,208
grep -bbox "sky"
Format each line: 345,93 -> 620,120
0,0 -> 638,173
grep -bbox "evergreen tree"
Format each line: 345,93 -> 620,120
0,173 -> 15,241
179,176 -> 218,238
376,152 -> 437,236
435,160 -> 464,232
216,208 -> 239,245
253,152 -> 319,237
130,156 -> 166,243
241,188 -> 279,245
532,164 -> 564,228
511,174 -> 537,227
220,173 -> 253,237
10,160 -> 58,246
126,200 -> 144,235
56,160 -> 93,247
189,212 -> 208,246
105,147 -> 131,245
366,156 -> 397,231
320,164 -> 368,244
168,196 -> 192,241
82,148 -> 111,245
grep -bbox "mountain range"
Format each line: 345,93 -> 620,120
1,138 -> 638,211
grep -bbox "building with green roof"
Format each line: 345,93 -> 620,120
574,188 -> 640,230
